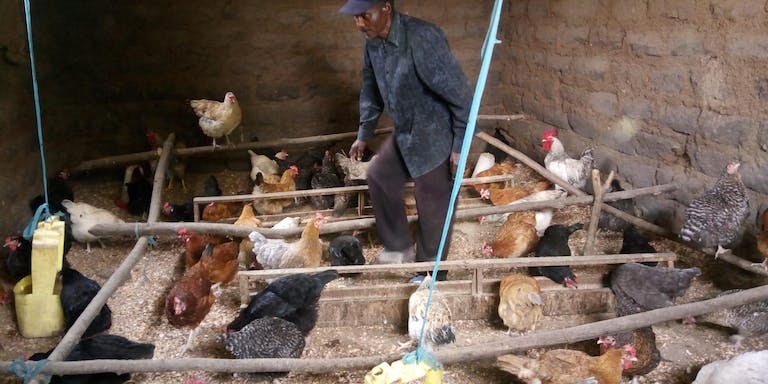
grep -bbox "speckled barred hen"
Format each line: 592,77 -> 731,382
680,161 -> 749,258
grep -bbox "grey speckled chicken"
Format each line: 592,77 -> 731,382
219,316 -> 305,381
697,289 -> 768,347
680,161 -> 749,257
610,262 -> 701,317
408,274 -> 455,350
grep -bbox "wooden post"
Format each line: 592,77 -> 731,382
583,170 -> 614,255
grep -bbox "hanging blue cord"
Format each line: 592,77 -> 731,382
22,0 -> 53,239
8,357 -> 51,384
414,0 -> 505,362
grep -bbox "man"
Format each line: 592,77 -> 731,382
339,0 -> 473,281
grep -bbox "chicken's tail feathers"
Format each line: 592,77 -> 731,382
568,223 -> 585,233
496,354 -> 536,378
430,325 -> 456,346
313,269 -> 340,286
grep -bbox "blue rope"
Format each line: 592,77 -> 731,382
23,0 -> 53,233
8,358 -> 51,384
415,0 -> 505,357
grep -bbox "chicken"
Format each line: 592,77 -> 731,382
252,165 -> 299,215
692,350 -> 768,384
479,180 -> 552,206
122,164 -> 152,217
479,189 -> 566,237
165,262 -> 216,353
114,163 -> 141,210
272,216 -> 302,230
482,211 -> 538,258
60,199 -> 125,252
225,270 -> 339,334
199,241 -> 240,287
335,151 -> 377,181
4,233 -> 72,282
471,152 -> 496,177
177,228 -> 228,269
609,262 -> 701,317
200,174 -> 223,197
680,161 -> 749,258
329,232 -> 365,276
167,141 -> 188,190
60,267 -> 112,338
234,204 -> 262,270
248,149 -> 280,181
219,316 -> 305,381
28,168 -> 74,216
487,127 -> 513,163
497,274 -> 543,334
190,91 -> 242,148
310,150 -> 344,210
696,289 -> 768,347
471,161 -> 518,193
496,343 -> 637,384
541,129 -> 594,192
162,201 -> 194,222
599,328 -> 660,377
27,334 -> 155,384
534,223 -> 583,288
619,226 -> 658,267
407,274 -> 455,351
598,179 -> 635,232
756,208 -> 768,269
250,212 -> 325,269
201,201 -> 239,222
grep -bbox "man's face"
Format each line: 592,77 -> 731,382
353,1 -> 391,39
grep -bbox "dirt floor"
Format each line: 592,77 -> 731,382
1,162 -> 767,384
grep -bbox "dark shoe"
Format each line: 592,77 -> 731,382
374,247 -> 416,264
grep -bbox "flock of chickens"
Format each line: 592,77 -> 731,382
2,92 -> 767,383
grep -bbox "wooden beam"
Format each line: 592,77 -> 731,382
583,170 -> 614,255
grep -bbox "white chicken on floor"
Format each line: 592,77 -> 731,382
61,199 -> 125,252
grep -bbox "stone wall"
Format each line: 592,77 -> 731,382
489,0 -> 768,233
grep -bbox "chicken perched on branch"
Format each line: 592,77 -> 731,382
479,180 -> 552,206
680,161 -> 749,258
189,91 -> 242,148
248,149 -> 283,181
250,212 -> 325,269
541,129 -> 594,192
496,342 -> 637,384
497,274 -> 543,335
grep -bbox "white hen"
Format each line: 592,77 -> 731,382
61,199 -> 125,252
692,350 -> 768,383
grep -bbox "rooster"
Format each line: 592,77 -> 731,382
189,91 -> 242,148
250,212 -> 325,269
541,129 -> 594,192
61,199 -> 125,252
680,161 -> 749,258
497,274 -> 543,335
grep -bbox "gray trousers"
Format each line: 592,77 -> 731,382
366,135 -> 455,262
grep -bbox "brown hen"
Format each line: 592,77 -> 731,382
165,262 -> 215,353
178,228 -> 228,269
199,241 -> 240,286
497,274 -> 543,335
483,211 -> 538,258
252,166 -> 298,215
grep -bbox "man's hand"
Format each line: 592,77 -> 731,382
350,140 -> 368,161
450,152 -> 460,180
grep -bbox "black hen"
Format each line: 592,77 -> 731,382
619,226 -> 658,267
200,174 -> 223,197
4,234 -> 71,282
329,234 -> 365,276
680,161 -> 749,257
125,166 -> 152,217
226,269 -> 339,334
219,316 -> 305,381
487,127 -> 512,163
60,267 -> 112,337
534,223 -> 583,288
610,262 -> 701,317
28,334 -> 155,384
161,201 -> 194,222
598,179 -> 634,232
310,150 -> 343,210
28,169 -> 74,216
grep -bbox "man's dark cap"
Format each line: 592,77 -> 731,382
339,0 -> 381,15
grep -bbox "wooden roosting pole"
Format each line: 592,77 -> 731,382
583,169 -> 615,255
6,284 -> 768,377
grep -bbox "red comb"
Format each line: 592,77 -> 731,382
542,129 -> 557,139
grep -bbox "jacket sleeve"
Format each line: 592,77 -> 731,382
411,27 -> 473,153
358,46 -> 384,142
